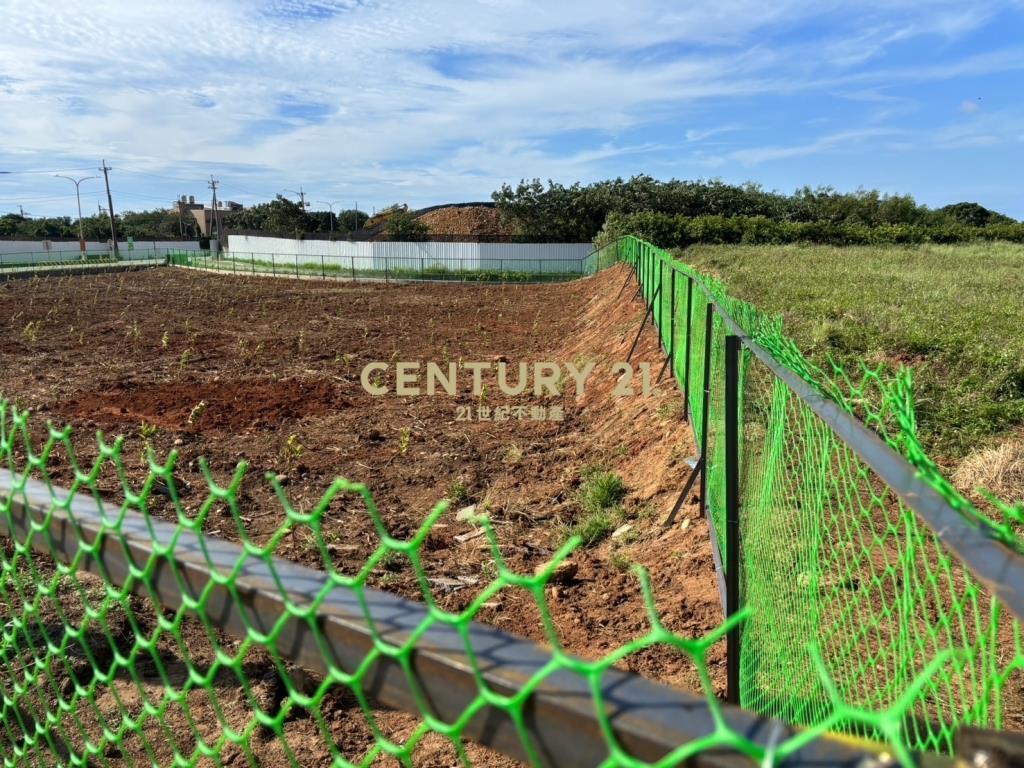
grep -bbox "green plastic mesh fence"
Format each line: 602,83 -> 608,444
0,239 -> 1021,767
612,235 -> 1024,755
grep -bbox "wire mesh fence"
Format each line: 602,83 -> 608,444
1,238 -> 1023,766
611,234 -> 1024,758
0,401 -> 931,768
0,249 -> 171,274
167,247 -> 619,284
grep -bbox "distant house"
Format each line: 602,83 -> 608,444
174,195 -> 242,237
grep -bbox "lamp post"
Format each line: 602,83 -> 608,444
316,201 -> 345,236
55,174 -> 97,254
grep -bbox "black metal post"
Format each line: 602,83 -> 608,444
321,253 -> 326,279
616,261 -> 636,300
645,246 -> 651,303
657,258 -> 664,350
627,284 -> 661,363
725,334 -> 742,705
669,269 -> 676,362
683,277 -> 693,421
698,302 -> 713,522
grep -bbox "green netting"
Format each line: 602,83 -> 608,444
1,240 -> 1022,766
1,399 -> 937,768
610,235 -> 1024,756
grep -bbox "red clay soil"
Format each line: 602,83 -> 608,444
0,266 -> 718,766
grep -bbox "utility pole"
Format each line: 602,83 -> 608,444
55,174 -> 97,253
208,176 -> 221,251
99,160 -> 118,255
284,187 -> 308,210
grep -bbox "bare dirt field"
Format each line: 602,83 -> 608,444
0,266 -> 720,766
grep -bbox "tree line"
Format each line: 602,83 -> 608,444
491,176 -> 1021,244
0,195 -> 368,241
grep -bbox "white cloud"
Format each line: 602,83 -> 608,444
0,0 -> 1021,212
730,128 -> 906,164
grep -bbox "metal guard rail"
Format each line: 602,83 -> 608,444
0,469 -> 959,768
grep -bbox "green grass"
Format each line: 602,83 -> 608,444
569,508 -> 621,547
566,468 -> 627,547
680,242 -> 1024,459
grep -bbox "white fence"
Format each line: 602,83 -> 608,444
226,235 -> 593,274
0,240 -> 201,266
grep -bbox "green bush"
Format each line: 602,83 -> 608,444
603,213 -> 1024,249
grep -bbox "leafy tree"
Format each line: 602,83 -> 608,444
383,208 -> 429,241
936,202 -> 1015,228
494,176 -> 1018,243
224,195 -> 310,235
337,209 -> 369,233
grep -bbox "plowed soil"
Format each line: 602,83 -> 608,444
0,266 -> 718,766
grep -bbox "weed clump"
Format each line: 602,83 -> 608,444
569,467 -> 627,546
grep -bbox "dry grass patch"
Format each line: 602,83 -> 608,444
953,440 -> 1024,504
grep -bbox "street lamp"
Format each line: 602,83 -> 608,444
55,174 -> 98,254
315,201 -> 345,236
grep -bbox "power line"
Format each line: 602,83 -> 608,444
0,167 -> 96,176
116,167 -> 211,184
0,194 -> 79,203
110,189 -> 189,203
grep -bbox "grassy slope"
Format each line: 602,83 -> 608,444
679,242 -> 1024,461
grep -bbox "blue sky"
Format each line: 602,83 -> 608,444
1,0 -> 1023,219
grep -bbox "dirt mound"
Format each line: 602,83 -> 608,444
62,378 -> 349,433
416,206 -> 513,238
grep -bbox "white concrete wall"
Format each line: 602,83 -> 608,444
0,240 -> 200,264
226,235 -> 593,274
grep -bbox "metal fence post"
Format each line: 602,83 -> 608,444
271,253 -> 276,277
295,253 -> 300,278
658,258 -> 664,351
698,302 -> 713,523
683,277 -> 693,421
669,269 -> 676,364
351,255 -> 356,281
647,246 -> 653,304
724,334 -> 742,705
321,253 -> 326,279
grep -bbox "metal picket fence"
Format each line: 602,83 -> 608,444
166,247 -> 619,284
